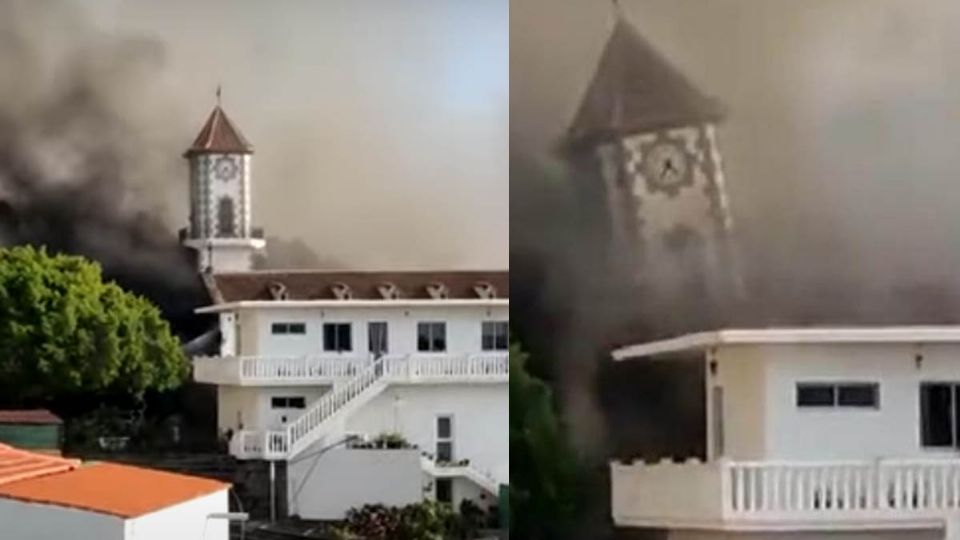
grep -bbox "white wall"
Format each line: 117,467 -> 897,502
715,343 -> 960,461
125,489 -> 229,540
218,385 -> 331,433
287,448 -> 422,520
0,498 -> 123,540
236,305 -> 508,358
709,346 -> 767,460
346,384 -> 509,486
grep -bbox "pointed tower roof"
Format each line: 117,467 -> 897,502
563,16 -> 724,150
184,106 -> 253,157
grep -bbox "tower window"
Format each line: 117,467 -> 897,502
217,197 -> 236,238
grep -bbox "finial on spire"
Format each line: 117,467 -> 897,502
610,0 -> 626,21
216,85 -> 222,107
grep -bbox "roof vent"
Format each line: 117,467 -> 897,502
426,282 -> 449,300
473,281 -> 497,299
331,282 -> 353,300
267,281 -> 289,301
377,282 -> 401,300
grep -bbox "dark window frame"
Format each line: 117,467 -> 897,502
271,322 -> 307,335
481,321 -> 509,351
418,322 -> 447,352
323,322 -> 353,352
796,382 -> 880,409
271,396 -> 306,409
920,382 -> 960,449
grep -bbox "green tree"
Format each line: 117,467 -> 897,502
510,337 -> 581,539
0,245 -> 188,405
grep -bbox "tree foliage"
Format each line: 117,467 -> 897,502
509,337 -> 582,539
0,246 -> 188,405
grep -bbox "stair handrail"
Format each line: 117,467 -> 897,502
284,355 -> 387,455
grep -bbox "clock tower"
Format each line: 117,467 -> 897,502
182,101 -> 265,273
563,15 -> 741,330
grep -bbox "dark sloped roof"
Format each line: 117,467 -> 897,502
0,410 -> 62,425
563,17 -> 724,150
209,271 -> 509,302
184,106 -> 253,156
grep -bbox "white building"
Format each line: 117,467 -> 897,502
182,102 -> 509,520
610,327 -> 960,540
0,443 -> 231,540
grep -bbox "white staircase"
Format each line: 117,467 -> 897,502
231,356 -> 389,459
420,454 -> 500,495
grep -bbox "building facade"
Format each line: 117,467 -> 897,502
183,102 -> 509,520
610,327 -> 960,540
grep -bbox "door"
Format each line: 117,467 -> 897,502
368,322 -> 388,358
711,385 -> 725,458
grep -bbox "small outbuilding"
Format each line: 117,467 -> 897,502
0,443 -> 232,540
0,410 -> 63,454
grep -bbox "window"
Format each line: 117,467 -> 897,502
481,321 -> 509,351
921,383 -> 960,448
796,382 -> 879,408
368,322 -> 388,356
271,322 -> 306,335
418,322 -> 446,352
435,478 -> 453,504
217,197 -> 236,238
323,323 -> 352,352
271,397 -> 306,409
436,415 -> 453,462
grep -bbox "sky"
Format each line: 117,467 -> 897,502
77,0 -> 509,270
512,0 -> 960,289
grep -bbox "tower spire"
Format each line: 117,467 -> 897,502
216,84 -> 222,107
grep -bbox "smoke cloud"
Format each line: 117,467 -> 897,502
0,0 -> 507,336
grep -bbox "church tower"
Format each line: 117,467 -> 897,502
182,100 -> 265,273
563,15 -> 741,330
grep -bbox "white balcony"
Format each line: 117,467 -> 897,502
194,353 -> 508,386
194,355 -> 370,385
612,458 -> 960,531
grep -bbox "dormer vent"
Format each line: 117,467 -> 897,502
426,282 -> 449,300
378,282 -> 401,300
331,282 -> 353,300
267,281 -> 289,300
473,281 -> 497,299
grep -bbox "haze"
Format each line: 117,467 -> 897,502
80,0 -> 509,270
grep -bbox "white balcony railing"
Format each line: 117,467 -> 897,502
195,352 -> 508,386
219,353 -> 508,460
612,457 -> 960,529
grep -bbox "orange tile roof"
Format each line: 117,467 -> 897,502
0,462 -> 229,518
0,443 -> 79,487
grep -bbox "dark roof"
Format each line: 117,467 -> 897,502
0,410 -> 62,425
563,17 -> 724,150
184,106 -> 253,156
208,271 -> 509,302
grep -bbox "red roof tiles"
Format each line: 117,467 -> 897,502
0,409 -> 62,425
184,106 -> 253,156
0,462 -> 229,518
0,444 -> 79,487
209,270 -> 509,302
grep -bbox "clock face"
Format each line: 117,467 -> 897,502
643,141 -> 692,196
213,156 -> 238,181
